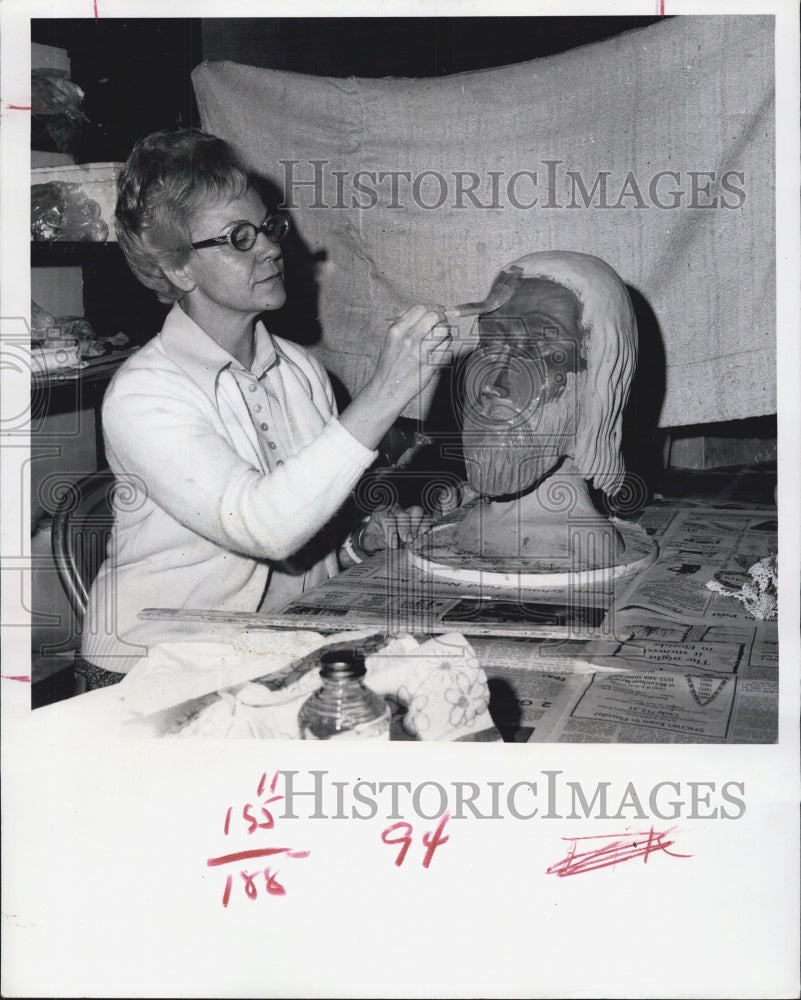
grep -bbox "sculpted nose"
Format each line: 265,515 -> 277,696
482,381 -> 508,400
482,361 -> 511,401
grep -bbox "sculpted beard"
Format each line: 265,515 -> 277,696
462,373 -> 581,497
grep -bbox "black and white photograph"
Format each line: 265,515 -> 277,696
2,2 -> 799,997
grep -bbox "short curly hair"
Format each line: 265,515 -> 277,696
115,129 -> 250,304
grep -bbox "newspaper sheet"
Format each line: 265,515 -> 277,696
272,542 -> 621,636
269,497 -> 778,743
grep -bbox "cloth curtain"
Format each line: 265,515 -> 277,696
193,15 -> 775,428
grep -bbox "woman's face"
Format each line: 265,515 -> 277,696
182,188 -> 286,319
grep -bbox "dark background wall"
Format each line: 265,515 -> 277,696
32,19 -> 203,163
199,17 -> 665,76
32,17 -> 664,163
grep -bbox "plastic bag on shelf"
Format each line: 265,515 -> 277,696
31,181 -> 109,242
51,315 -> 130,359
31,68 -> 88,154
30,299 -> 58,340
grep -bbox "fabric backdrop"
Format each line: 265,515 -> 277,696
193,15 -> 775,428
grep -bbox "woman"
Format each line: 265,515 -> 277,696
79,129 -> 449,688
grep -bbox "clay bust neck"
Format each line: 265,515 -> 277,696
454,458 -> 623,569
488,458 -> 605,525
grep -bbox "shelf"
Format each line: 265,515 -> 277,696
32,236 -> 168,353
31,241 -> 122,265
31,347 -> 139,393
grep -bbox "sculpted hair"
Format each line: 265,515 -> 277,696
576,263 -> 637,495
115,129 -> 250,303
501,251 -> 638,495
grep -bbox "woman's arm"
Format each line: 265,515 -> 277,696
104,305 -> 449,563
103,374 -> 376,562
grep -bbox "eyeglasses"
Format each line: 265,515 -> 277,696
189,211 -> 291,252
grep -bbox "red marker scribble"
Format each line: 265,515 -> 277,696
94,0 -> 100,18
657,0 -> 665,14
546,826 -> 690,878
2,674 -> 31,682
6,105 -> 31,111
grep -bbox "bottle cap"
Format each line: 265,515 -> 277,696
319,647 -> 366,680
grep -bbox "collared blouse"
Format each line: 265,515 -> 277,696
82,304 -> 377,672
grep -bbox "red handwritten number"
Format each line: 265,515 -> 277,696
382,822 -> 413,867
421,814 -> 450,868
382,815 -> 450,868
260,799 -> 280,828
221,867 -> 286,904
223,806 -> 232,836
241,871 -> 258,900
264,868 -> 286,896
242,796 -> 281,834
256,770 -> 280,797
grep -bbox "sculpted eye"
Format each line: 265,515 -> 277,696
507,334 -> 531,352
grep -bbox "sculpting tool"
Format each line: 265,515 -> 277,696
444,264 -> 524,322
387,265 -> 525,355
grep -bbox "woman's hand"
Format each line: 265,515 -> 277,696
432,480 -> 481,519
370,304 -> 451,406
338,305 -> 451,452
359,504 -> 434,553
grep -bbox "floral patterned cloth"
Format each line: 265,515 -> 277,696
163,632 -> 498,741
366,633 -> 495,740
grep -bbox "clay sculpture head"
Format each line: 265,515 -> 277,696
455,251 -> 638,571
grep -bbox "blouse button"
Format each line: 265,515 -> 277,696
276,459 -> 284,466
254,404 -> 261,412
260,422 -> 269,431
248,383 -> 257,393
268,441 -> 277,450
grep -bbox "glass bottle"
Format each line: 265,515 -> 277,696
299,649 -> 390,740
